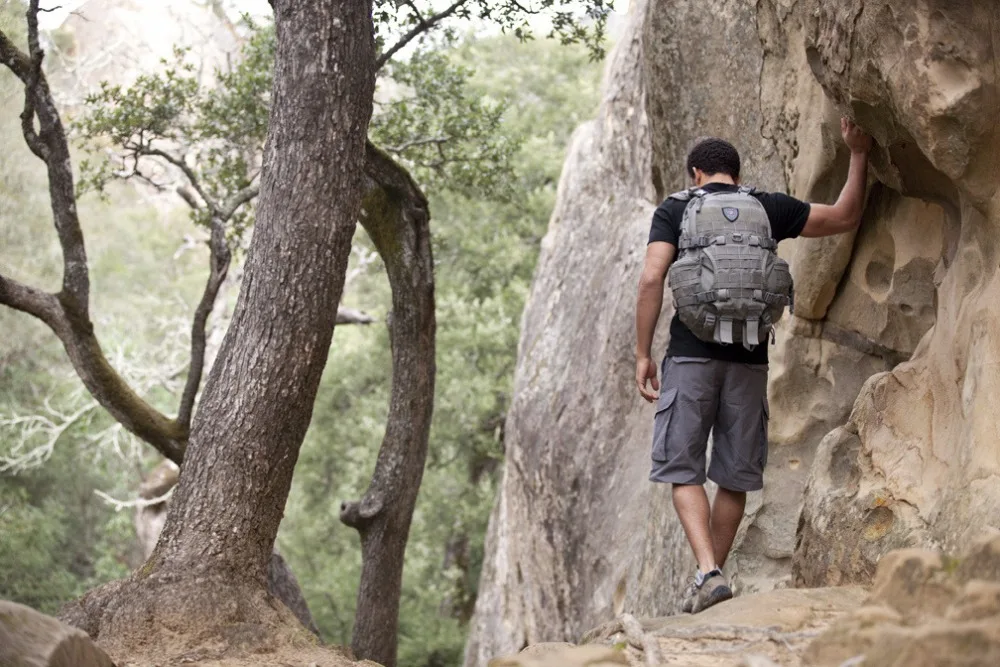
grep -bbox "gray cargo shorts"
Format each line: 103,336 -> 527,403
649,356 -> 769,492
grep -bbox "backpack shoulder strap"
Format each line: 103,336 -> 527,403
667,187 -> 709,202
737,185 -> 757,195
676,189 -> 710,241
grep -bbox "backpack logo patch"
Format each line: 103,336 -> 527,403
722,207 -> 740,222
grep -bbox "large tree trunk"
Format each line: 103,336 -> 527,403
340,145 -> 436,667
59,0 -> 376,657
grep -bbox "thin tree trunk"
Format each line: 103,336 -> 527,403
340,144 -> 436,667
59,0 -> 376,655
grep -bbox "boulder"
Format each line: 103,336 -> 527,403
489,644 -> 628,667
0,600 -> 115,667
805,536 -> 1000,666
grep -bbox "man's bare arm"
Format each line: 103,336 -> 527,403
635,241 -> 675,402
801,118 -> 873,238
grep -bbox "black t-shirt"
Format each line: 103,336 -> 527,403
648,182 -> 810,364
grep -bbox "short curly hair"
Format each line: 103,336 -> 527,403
686,137 -> 741,180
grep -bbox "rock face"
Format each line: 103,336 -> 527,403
503,537 -> 999,667
805,535 -> 1000,666
489,644 -> 628,667
0,600 -> 116,667
583,586 -> 866,667
462,2 -> 666,662
467,0 -> 1000,663
774,0 -> 1000,587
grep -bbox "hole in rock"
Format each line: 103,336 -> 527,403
862,506 -> 895,542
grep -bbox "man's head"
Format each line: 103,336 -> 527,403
686,137 -> 740,186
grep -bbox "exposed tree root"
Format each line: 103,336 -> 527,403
59,570 -> 320,664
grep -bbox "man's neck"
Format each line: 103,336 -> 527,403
698,176 -> 736,187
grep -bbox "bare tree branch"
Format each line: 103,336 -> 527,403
0,8 -> 187,464
19,94 -> 46,159
0,400 -> 97,472
176,186 -> 202,211
402,0 -> 429,27
0,273 -> 63,325
383,135 -> 448,154
95,487 -> 175,511
140,146 -> 220,213
25,0 -> 43,63
219,183 -> 260,221
177,215 -> 231,430
336,306 -> 375,325
0,29 -> 33,82
375,0 -> 467,71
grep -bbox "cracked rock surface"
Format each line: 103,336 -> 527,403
465,0 -> 1000,664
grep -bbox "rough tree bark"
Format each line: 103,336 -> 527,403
5,2 -> 439,658
57,0 -> 377,656
340,144 -> 436,667
0,1 -> 340,638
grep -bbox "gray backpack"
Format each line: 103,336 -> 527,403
667,186 -> 792,350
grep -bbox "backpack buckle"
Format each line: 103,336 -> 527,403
731,233 -> 743,243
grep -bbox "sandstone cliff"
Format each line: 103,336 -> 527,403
466,0 -> 1000,663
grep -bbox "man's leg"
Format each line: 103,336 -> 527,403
707,361 -> 769,568
649,357 -> 732,611
672,483 -> 717,574
710,486 -> 746,567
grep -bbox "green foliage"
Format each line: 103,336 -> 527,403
371,0 -> 612,62
372,47 -> 519,200
72,42 -> 262,237
71,17 -> 528,237
0,433 -> 140,614
0,487 -> 78,612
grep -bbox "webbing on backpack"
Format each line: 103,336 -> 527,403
667,187 -> 793,350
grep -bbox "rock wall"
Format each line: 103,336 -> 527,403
783,0 -> 1000,586
463,4 -> 663,662
466,0 -> 1000,664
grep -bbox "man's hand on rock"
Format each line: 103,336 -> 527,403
842,117 -> 872,154
636,356 -> 659,403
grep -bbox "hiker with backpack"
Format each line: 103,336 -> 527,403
634,118 -> 873,613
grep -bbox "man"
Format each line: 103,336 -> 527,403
634,117 -> 872,613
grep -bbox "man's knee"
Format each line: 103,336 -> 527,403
715,485 -> 747,499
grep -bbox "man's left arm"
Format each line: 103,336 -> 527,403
801,118 -> 873,238
635,241 -> 675,402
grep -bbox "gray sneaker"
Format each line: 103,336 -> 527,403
680,569 -> 732,614
679,581 -> 697,613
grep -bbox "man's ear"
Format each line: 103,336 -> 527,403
691,168 -> 704,186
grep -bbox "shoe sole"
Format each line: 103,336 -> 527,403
700,584 -> 733,611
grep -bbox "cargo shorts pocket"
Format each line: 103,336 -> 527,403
652,387 -> 678,462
